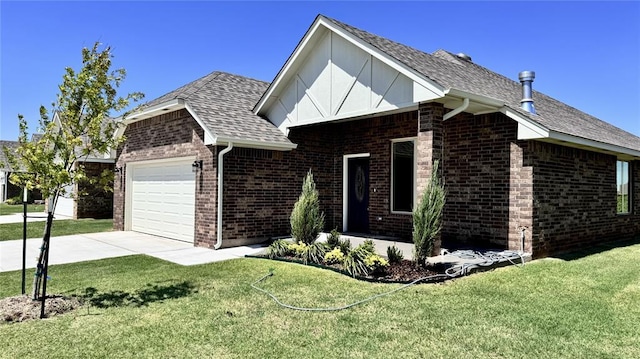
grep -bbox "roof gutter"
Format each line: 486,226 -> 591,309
213,136 -> 297,151
443,98 -> 469,120
546,131 -> 640,159
215,142 -> 234,249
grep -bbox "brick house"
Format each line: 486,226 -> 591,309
45,112 -> 116,219
1,138 -> 43,204
1,140 -> 23,203
113,15 -> 639,258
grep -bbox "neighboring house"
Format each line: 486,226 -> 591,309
0,140 -> 22,202
1,139 -> 44,203
114,15 -> 639,258
47,111 -> 116,219
1,112 -> 115,218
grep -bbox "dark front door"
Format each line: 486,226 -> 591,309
347,157 -> 369,233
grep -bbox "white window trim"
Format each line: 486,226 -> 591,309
342,153 -> 370,232
390,137 -> 417,215
617,160 -> 631,215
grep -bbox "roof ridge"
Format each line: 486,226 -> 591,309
320,15 -> 445,86
171,70 -> 222,101
144,70 -> 273,109
215,71 -> 270,86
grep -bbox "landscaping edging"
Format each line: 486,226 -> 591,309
246,254 -> 451,285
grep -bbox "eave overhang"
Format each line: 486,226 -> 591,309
114,99 -> 297,153
499,106 -> 640,159
440,90 -> 640,160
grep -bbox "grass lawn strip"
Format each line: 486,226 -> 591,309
0,203 -> 45,216
0,240 -> 639,358
0,219 -> 113,242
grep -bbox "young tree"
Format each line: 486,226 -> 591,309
413,160 -> 446,267
290,170 -> 325,244
3,42 -> 143,302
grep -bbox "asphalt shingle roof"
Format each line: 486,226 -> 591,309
323,16 -> 640,152
0,140 -> 19,171
144,71 -> 293,146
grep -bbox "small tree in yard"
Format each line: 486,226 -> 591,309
413,160 -> 446,267
290,170 -> 325,244
3,42 -> 143,304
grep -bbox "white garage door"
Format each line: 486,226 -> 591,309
54,196 -> 75,218
129,159 -> 195,243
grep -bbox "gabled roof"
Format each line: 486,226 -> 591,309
321,16 -> 640,157
256,14 -> 639,158
0,140 -> 19,172
126,71 -> 295,151
49,112 -> 116,162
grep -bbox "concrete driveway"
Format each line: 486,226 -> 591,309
0,231 -> 267,273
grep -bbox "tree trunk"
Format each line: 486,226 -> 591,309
31,212 -> 54,301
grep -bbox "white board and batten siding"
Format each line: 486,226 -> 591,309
126,158 -> 196,243
265,30 -> 441,132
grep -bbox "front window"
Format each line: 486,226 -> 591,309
391,139 -> 415,213
617,160 -> 630,214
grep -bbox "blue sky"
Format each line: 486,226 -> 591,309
1,1 -> 639,140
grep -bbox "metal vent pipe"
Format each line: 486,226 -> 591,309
518,71 -> 536,114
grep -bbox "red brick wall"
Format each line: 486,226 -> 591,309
527,142 -> 640,257
509,141 -> 534,253
220,110 -> 421,243
442,112 -> 516,248
334,111 -> 419,239
113,109 -> 218,248
417,102 -> 445,253
222,148 -> 299,245
77,161 -> 114,219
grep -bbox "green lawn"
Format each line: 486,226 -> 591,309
0,203 -> 45,216
1,240 -> 639,358
0,219 -> 113,241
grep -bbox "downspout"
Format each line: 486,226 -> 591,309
215,142 -> 234,249
443,98 -> 470,120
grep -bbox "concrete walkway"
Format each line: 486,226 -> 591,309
0,212 -> 74,224
0,231 -> 267,272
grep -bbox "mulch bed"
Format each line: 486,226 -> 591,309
0,295 -> 82,323
251,255 -> 450,284
376,259 -> 448,283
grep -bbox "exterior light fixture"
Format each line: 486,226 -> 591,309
192,160 -> 203,172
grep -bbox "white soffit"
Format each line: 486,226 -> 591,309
500,107 -> 549,140
257,17 -> 444,133
502,107 -> 640,158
